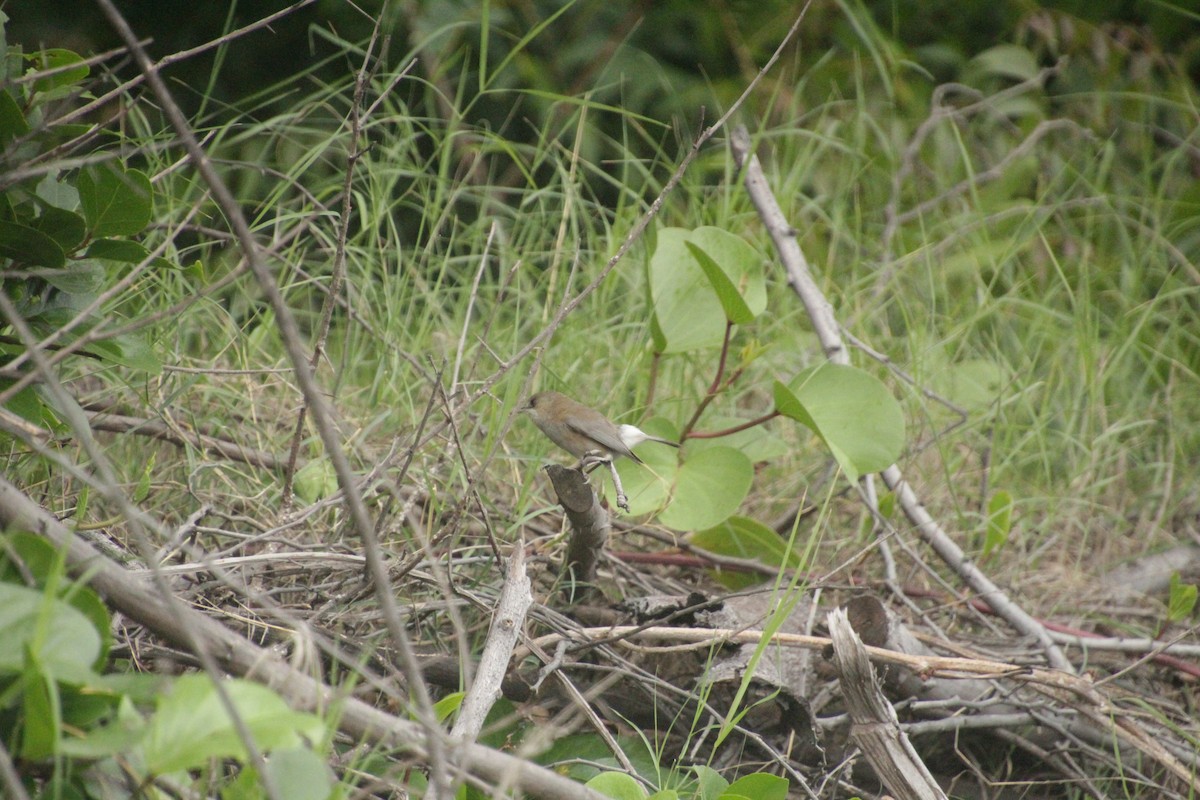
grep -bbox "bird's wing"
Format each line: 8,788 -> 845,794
567,415 -> 641,463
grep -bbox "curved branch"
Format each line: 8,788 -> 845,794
728,125 -> 1073,674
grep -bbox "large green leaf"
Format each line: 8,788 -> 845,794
649,227 -> 763,353
31,205 -> 87,251
138,674 -> 325,775
683,414 -> 789,463
773,363 -> 905,482
40,261 -> 105,294
683,228 -> 765,325
649,228 -> 725,352
656,446 -> 753,531
0,219 -> 66,267
0,533 -> 112,669
78,163 -> 152,237
0,583 -> 103,675
260,747 -> 336,800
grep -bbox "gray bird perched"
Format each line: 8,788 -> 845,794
521,391 -> 680,466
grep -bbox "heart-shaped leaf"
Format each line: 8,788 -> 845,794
773,364 -> 905,482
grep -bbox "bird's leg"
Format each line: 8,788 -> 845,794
573,451 -> 630,512
606,459 -> 630,513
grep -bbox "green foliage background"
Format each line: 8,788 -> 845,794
3,0 -> 1200,797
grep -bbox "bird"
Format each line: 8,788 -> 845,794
521,391 -> 680,468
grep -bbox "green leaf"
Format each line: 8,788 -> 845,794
0,380 -> 61,432
85,333 -> 161,373
983,490 -> 1013,557
648,228 -> 726,353
59,695 -> 148,758
86,238 -> 151,264
133,451 -> 156,503
692,765 -> 728,800
138,674 -> 325,775
0,219 -> 66,267
434,691 -> 464,723
773,364 -> 905,482
690,516 -> 802,588
931,358 -> 1007,411
41,261 -> 105,294
0,583 -> 103,674
294,458 -> 338,502
684,414 -> 788,463
1167,574 -> 1198,623
28,48 -> 89,92
36,174 -> 80,210
262,747 -> 336,800
20,657 -> 58,759
656,446 -> 753,531
0,88 -> 28,141
682,228 -> 765,325
585,771 -> 647,800
970,44 -> 1039,82
31,205 -> 87,251
77,163 -> 153,237
719,773 -> 788,800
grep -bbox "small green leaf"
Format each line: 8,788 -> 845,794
78,163 -> 152,237
133,452 -> 156,503
719,773 -> 788,800
59,696 -> 148,758
86,238 -> 149,263
0,219 -> 66,267
434,691 -> 465,723
773,364 -> 905,482
86,333 -> 161,373
691,516 -> 802,588
36,174 -> 80,210
0,88 -> 28,141
650,227 -> 765,351
983,490 -> 1013,557
1168,574 -> 1197,623
20,658 -> 58,759
0,379 -> 60,431
28,48 -> 89,92
294,459 -> 337,502
585,771 -> 647,800
970,44 -> 1039,82
877,491 -> 896,519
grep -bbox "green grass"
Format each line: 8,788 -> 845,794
6,3 -> 1200,797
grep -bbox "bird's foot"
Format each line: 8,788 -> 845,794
577,450 -> 610,474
